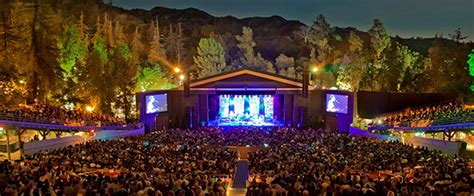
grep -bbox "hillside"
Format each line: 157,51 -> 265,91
61,0 -> 465,59
119,4 -> 468,58
7,0 -> 464,62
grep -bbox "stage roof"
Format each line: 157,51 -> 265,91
177,69 -> 312,91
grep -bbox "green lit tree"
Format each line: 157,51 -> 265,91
469,50 -> 474,77
55,25 -> 89,108
469,50 -> 474,92
135,65 -> 175,92
194,38 -> 226,78
60,26 -> 88,80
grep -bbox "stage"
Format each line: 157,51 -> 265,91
209,119 -> 285,127
138,69 -> 355,132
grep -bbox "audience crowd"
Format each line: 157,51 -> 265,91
247,128 -> 472,195
373,101 -> 474,127
0,102 -> 139,128
0,127 -> 472,195
0,129 -> 237,196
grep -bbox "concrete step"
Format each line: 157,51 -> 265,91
228,188 -> 247,196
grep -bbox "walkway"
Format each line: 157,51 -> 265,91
228,160 -> 249,196
227,146 -> 264,195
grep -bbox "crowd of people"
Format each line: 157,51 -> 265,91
0,127 -> 472,195
0,130 -> 237,195
0,102 -> 138,128
373,101 -> 474,127
247,128 -> 472,195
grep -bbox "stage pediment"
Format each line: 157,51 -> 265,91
185,69 -> 303,90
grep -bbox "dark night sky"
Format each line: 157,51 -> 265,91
114,0 -> 473,40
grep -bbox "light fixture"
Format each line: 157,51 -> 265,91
312,67 -> 319,73
85,106 -> 94,113
174,67 -> 181,73
179,74 -> 185,80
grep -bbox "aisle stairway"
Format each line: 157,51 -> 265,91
229,160 -> 249,196
227,146 -> 264,195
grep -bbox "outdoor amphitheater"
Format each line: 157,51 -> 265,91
1,0 -> 474,195
1,69 -> 473,195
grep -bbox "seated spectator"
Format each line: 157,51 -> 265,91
0,102 -> 142,129
372,100 -> 473,127
0,127 -> 471,195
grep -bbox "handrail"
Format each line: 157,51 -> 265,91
373,113 -> 474,128
369,122 -> 474,131
0,113 -> 143,130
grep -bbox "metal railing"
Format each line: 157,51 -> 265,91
375,113 -> 474,128
0,142 -> 20,153
0,112 -> 143,129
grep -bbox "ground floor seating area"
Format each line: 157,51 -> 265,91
0,127 -> 472,195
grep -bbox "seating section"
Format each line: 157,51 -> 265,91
0,103 -> 140,128
0,127 -> 471,195
372,101 -> 474,127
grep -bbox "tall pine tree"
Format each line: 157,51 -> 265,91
194,38 -> 226,78
236,26 -> 270,71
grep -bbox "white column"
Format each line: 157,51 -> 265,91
6,128 -> 11,160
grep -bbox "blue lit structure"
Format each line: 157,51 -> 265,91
215,95 -> 275,126
138,69 -> 354,132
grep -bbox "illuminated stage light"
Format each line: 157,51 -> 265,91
174,67 -> 181,73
